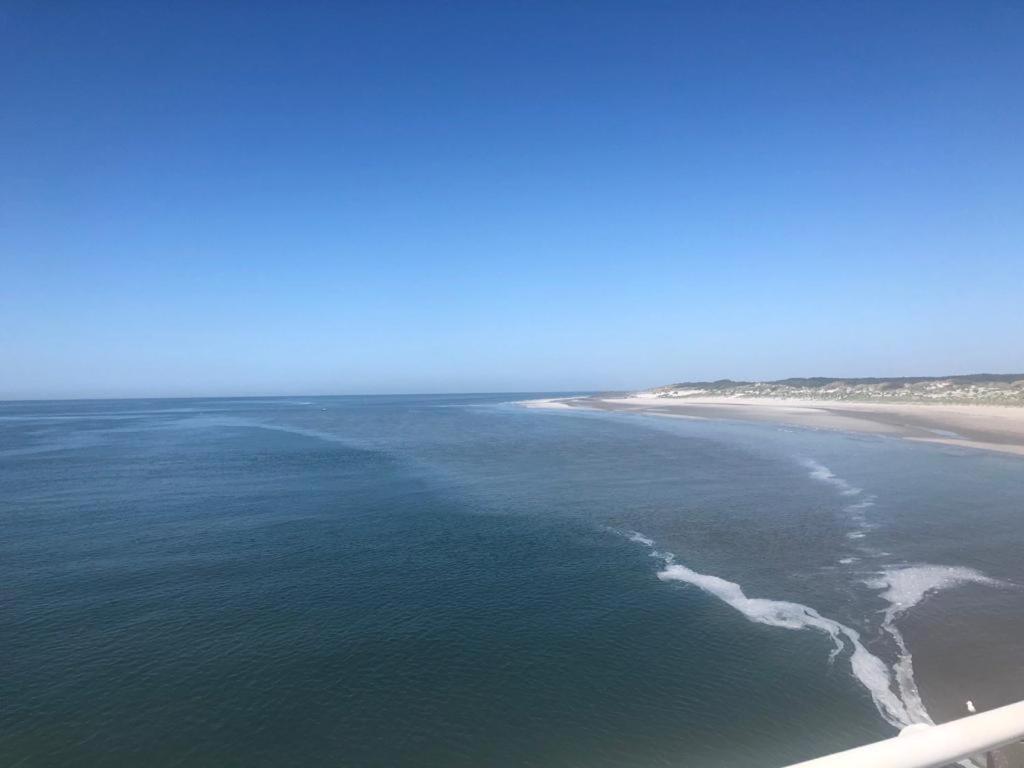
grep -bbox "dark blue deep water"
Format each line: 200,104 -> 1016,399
4,395 -> 1024,766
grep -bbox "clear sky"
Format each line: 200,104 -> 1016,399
2,1 -> 1023,398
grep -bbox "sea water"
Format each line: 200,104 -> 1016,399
3,395 -> 1023,766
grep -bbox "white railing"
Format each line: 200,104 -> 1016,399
782,699 -> 1024,768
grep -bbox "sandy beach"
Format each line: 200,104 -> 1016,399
554,395 -> 1024,458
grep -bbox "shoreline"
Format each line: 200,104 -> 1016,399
524,392 -> 1024,745
548,395 -> 1024,458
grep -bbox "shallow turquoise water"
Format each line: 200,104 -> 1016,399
3,395 -> 1023,766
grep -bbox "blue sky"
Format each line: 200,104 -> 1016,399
2,1 -> 1023,398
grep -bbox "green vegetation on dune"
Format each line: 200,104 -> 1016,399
648,375 -> 1024,405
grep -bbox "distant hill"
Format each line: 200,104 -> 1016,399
646,374 -> 1024,405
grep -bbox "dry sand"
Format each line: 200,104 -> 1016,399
556,395 -> 1024,458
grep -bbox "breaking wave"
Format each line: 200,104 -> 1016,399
627,531 -> 655,547
801,458 -> 877,544
802,458 -> 862,496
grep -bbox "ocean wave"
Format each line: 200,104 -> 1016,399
801,458 -> 862,496
627,531 -> 655,547
801,459 -> 878,544
844,498 -> 876,512
624,531 -> 1011,730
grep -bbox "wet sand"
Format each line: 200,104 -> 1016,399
567,396 -> 1024,458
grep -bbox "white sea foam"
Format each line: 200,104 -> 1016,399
518,398 -> 573,409
802,459 -> 862,496
863,565 -> 1009,725
514,396 -> 590,410
627,531 -> 655,547
866,565 -> 1004,616
656,561 -> 910,725
625,531 -> 911,726
801,459 -> 879,542
844,498 -> 875,512
624,531 -> 1013,731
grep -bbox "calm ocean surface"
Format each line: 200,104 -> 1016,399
4,395 -> 1024,767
